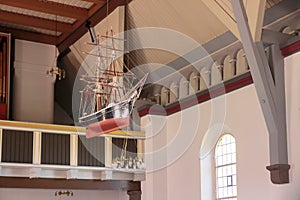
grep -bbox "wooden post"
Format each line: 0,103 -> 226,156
32,131 -> 42,164
127,190 -> 142,200
232,0 -> 290,184
70,134 -> 78,166
105,136 -> 112,167
137,139 -> 144,159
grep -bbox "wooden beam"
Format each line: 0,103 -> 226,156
247,0 -> 266,41
0,0 -> 88,20
0,10 -> 73,33
0,27 -> 57,45
232,0 -> 289,184
57,0 -> 128,52
0,177 -> 141,191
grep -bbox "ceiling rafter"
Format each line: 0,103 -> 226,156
0,0 -> 88,20
0,0 -> 129,50
57,0 -> 129,52
0,26 -> 57,45
0,10 -> 73,33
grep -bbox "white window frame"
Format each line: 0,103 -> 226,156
215,134 -> 237,200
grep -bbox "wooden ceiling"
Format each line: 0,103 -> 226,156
0,0 -> 128,52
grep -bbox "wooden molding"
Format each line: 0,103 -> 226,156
0,177 -> 141,190
281,40 -> 300,57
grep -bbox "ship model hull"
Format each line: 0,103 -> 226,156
79,74 -> 148,138
79,100 -> 132,138
79,29 -> 148,138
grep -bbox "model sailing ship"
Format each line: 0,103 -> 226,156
79,29 -> 148,138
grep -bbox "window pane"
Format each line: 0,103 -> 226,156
215,134 -> 237,200
233,186 -> 237,196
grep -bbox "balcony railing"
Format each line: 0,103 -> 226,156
0,120 -> 145,181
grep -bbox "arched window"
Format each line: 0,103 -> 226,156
215,134 -> 237,200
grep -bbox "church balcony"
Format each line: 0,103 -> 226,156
0,120 -> 145,181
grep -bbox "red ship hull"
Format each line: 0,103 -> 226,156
86,117 -> 130,138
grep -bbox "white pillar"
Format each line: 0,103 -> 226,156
70,134 -> 78,166
32,131 -> 42,165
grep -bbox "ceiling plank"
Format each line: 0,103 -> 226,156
0,26 -> 57,45
82,0 -> 105,3
57,0 -> 128,52
201,0 -> 267,42
201,0 -> 240,40
0,0 -> 88,20
0,10 -> 73,33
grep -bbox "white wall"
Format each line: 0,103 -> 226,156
0,188 -> 128,200
141,115 -> 168,200
141,51 -> 300,200
13,40 -> 56,123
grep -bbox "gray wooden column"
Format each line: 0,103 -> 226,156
232,0 -> 290,184
127,190 -> 142,200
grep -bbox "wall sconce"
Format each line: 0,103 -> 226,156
55,190 -> 73,197
47,66 -> 66,80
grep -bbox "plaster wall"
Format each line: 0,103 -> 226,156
0,188 -> 128,200
141,51 -> 300,200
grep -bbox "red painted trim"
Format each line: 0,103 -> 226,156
138,106 -> 167,117
281,40 -> 300,57
225,75 -> 253,92
139,73 -> 253,117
